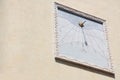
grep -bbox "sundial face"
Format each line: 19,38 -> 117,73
55,3 -> 113,73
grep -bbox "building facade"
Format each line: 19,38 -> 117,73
0,0 -> 120,80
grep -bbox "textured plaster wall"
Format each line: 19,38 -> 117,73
0,0 -> 120,80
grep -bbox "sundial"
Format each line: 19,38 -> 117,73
55,3 -> 113,73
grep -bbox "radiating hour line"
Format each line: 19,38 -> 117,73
87,32 -> 108,60
59,25 -> 77,43
58,20 -> 83,46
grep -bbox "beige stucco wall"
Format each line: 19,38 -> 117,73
0,0 -> 120,80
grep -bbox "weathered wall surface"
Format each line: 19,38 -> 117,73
0,0 -> 120,80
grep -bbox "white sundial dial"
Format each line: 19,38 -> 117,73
55,3 -> 113,73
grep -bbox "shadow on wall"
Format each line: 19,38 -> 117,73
55,57 -> 115,78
